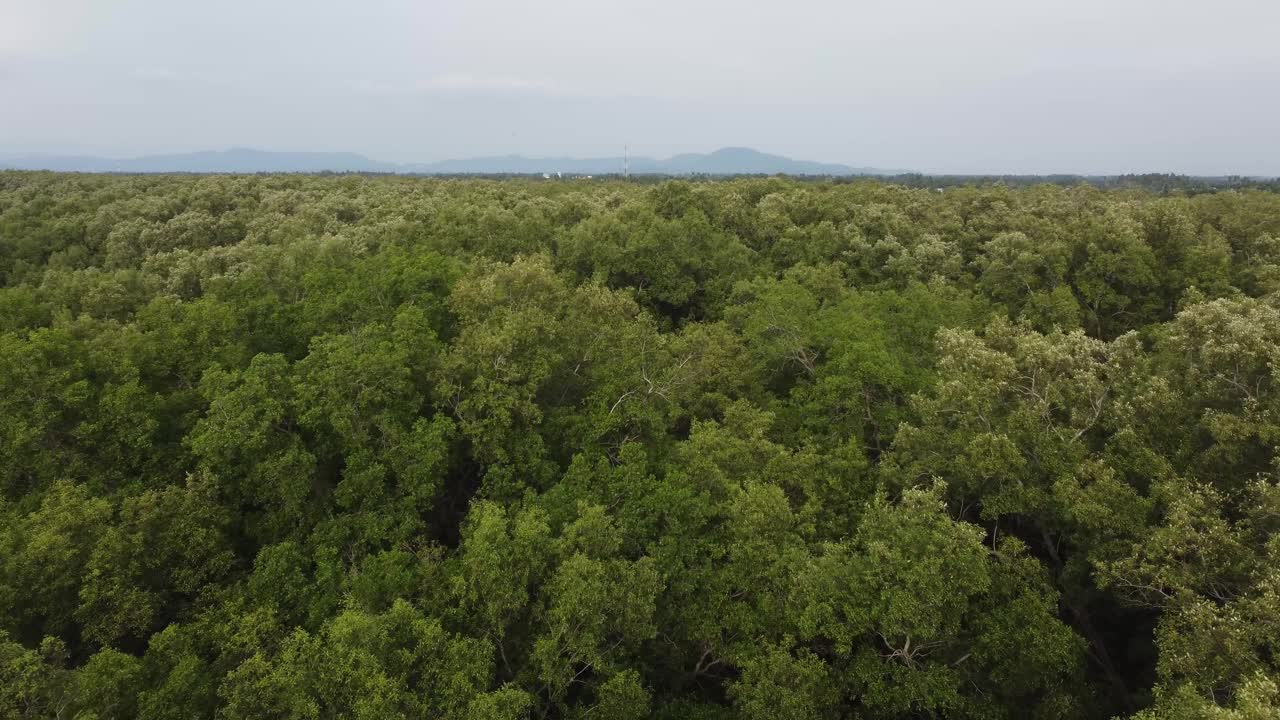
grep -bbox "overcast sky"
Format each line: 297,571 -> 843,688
2,0 -> 1278,174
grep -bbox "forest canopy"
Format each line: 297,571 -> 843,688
2,170 -> 1280,719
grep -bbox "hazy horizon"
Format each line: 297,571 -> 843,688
3,0 -> 1278,176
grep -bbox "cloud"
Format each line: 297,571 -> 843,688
2,0 -> 1278,174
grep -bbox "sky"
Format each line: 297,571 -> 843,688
2,0 -> 1278,175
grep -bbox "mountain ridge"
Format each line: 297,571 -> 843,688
0,147 -> 905,176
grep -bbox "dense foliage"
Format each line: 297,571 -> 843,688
2,170 -> 1280,719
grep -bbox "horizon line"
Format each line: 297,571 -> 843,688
1,146 -> 1277,179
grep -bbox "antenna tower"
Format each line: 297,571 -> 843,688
623,145 -> 630,179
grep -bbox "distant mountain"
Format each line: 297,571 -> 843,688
0,148 -> 400,174
0,147 -> 904,176
407,147 -> 902,176
660,147 -> 878,175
